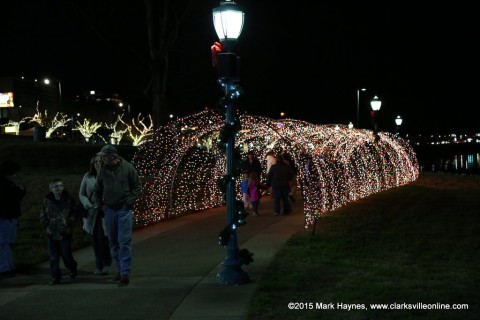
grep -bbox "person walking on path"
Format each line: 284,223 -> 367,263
0,160 -> 26,279
241,170 -> 251,210
247,171 -> 267,216
40,178 -> 78,285
282,152 -> 298,202
79,155 -> 112,276
265,150 -> 276,175
242,151 -> 262,178
93,145 -> 142,287
265,150 -> 276,195
266,154 -> 294,216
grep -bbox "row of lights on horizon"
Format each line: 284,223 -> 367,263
18,78 -> 405,133
279,92 -> 403,133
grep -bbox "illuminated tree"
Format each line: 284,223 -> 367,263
104,115 -> 129,145
74,119 -> 102,142
121,113 -> 154,146
23,104 -> 71,138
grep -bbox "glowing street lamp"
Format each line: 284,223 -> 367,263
395,115 -> 403,126
395,115 -> 403,134
370,95 -> 382,111
212,0 -> 249,285
213,0 -> 244,51
370,95 -> 382,135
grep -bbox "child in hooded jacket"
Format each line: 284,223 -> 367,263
40,178 -> 78,284
247,171 -> 266,216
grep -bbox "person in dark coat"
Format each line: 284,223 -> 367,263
0,160 -> 26,278
242,151 -> 262,178
266,154 -> 294,216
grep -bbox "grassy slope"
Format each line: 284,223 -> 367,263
248,173 -> 480,320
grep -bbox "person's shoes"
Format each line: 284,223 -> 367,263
119,275 -> 130,287
273,212 -> 279,216
112,273 -> 121,281
1,270 -> 15,277
94,269 -> 102,275
68,272 -> 77,279
0,270 -> 16,279
49,278 -> 60,285
101,266 -> 110,275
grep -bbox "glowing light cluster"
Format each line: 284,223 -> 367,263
132,108 -> 419,229
23,103 -> 71,138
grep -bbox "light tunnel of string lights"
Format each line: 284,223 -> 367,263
132,108 -> 419,229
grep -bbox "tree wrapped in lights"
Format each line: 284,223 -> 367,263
23,104 -> 71,138
121,113 -> 154,146
104,115 -> 128,145
74,119 -> 102,142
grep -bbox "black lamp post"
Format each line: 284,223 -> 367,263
356,88 -> 366,128
370,95 -> 382,136
395,115 -> 403,135
212,0 -> 249,285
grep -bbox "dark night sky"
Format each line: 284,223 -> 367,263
2,1 -> 478,134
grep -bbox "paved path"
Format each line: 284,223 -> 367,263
0,196 -> 305,320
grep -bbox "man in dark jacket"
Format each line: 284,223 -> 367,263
94,145 -> 142,286
267,154 -> 294,216
0,160 -> 26,278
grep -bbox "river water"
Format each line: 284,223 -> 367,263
418,152 -> 480,174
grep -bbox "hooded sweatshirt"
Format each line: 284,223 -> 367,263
94,156 -> 142,210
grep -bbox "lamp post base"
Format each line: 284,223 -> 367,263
216,244 -> 249,285
216,266 -> 249,285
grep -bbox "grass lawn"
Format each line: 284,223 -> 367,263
248,173 -> 480,320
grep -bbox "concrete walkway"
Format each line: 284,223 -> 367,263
0,196 -> 305,319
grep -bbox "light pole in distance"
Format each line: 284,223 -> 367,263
356,88 -> 366,128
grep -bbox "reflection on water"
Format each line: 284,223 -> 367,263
420,153 -> 480,174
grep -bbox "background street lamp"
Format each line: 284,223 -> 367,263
212,0 -> 249,285
395,115 -> 403,134
370,95 -> 382,135
43,77 -> 62,111
356,88 -> 366,128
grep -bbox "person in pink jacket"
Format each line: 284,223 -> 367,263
247,172 -> 266,216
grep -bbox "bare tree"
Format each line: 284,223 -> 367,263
120,113 -> 154,146
71,0 -> 195,128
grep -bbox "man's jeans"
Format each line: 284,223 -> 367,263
0,218 -> 17,273
104,207 -> 132,276
272,186 -> 291,214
